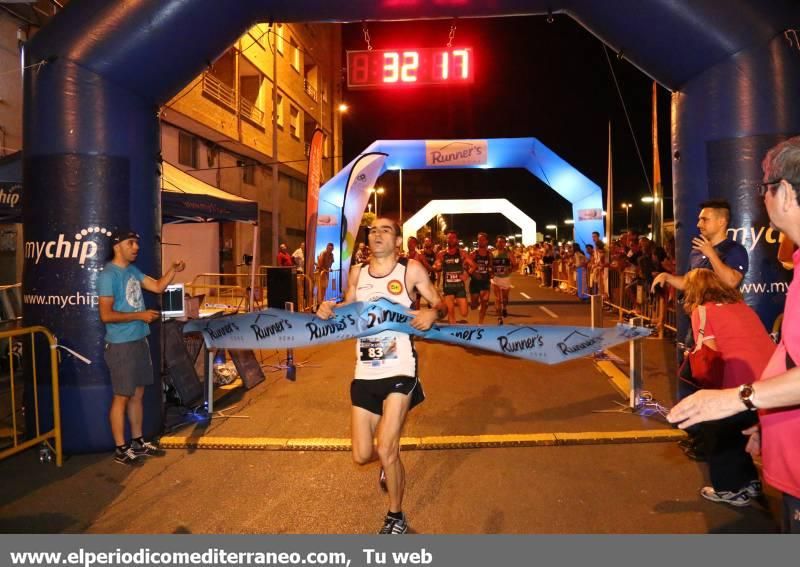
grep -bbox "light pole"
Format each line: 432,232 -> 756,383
621,203 -> 632,232
546,224 -> 558,242
369,187 -> 385,216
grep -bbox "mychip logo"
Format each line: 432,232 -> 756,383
24,226 -> 111,271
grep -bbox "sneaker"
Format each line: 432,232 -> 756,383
378,513 -> 408,534
131,439 -> 166,457
745,479 -> 762,498
700,486 -> 751,507
114,446 -> 144,467
497,317 -> 504,326
378,467 -> 387,493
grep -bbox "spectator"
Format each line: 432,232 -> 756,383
680,269 -> 775,507
668,136 -> 800,531
292,242 -> 305,272
277,243 -> 293,267
316,242 -> 334,304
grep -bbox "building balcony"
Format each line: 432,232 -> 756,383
304,79 -> 318,102
202,72 -> 236,111
240,96 -> 264,126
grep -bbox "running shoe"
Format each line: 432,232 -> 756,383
132,438 -> 166,457
114,446 -> 144,466
700,486 -> 751,507
378,513 -> 408,534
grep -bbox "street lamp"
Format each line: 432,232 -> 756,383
546,224 -> 558,242
369,187 -> 385,216
620,203 -> 633,231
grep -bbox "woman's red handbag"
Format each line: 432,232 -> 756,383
687,305 -> 725,389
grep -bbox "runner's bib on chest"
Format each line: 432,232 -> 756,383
353,261 -> 417,380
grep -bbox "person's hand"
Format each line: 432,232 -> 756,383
140,309 -> 160,324
651,272 -> 670,293
408,308 -> 438,331
316,300 -> 336,320
172,260 -> 186,272
691,235 -> 716,259
666,388 -> 744,429
743,424 -> 761,457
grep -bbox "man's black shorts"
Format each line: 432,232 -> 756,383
443,283 -> 467,299
469,277 -> 491,294
350,376 -> 425,416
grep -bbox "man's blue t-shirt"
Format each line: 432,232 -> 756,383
689,238 -> 749,279
97,263 -> 150,344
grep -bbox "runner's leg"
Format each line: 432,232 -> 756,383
376,392 -> 413,513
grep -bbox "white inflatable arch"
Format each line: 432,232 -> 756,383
402,198 -> 536,248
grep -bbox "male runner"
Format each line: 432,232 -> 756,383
316,218 -> 444,534
421,237 -> 438,290
434,230 -> 476,324
469,232 -> 493,324
405,236 -> 431,309
491,235 -> 516,323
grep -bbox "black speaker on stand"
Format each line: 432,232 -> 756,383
266,267 -> 297,308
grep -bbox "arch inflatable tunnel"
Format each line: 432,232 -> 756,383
315,138 -> 604,296
23,0 -> 799,452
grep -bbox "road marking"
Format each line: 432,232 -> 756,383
539,306 -> 558,318
158,429 -> 686,451
520,292 -> 531,299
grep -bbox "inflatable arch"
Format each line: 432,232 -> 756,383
23,0 -> 799,452
402,199 -> 538,248
315,138 -> 603,294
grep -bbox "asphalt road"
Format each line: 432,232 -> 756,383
0,275 -> 782,533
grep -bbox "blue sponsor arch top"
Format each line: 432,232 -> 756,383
316,137 -> 604,295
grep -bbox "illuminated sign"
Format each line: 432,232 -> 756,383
346,48 -> 473,89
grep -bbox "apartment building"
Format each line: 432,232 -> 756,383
160,22 -> 344,274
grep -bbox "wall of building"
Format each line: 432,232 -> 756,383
160,22 -> 343,279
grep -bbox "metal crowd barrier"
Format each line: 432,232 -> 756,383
0,326 -> 62,466
543,260 -> 677,338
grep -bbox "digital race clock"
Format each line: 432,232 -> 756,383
346,47 -> 474,89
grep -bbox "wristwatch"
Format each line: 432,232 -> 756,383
738,383 -> 758,411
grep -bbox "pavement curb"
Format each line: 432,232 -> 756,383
159,429 -> 686,451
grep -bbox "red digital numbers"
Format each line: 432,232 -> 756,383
347,48 -> 473,89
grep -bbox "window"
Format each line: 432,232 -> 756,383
276,93 -> 284,127
178,131 -> 197,168
288,176 -> 306,202
243,159 -> 256,186
275,24 -> 284,54
290,37 -> 300,72
286,227 -> 305,237
289,105 -> 300,139
323,135 -> 329,158
321,81 -> 328,103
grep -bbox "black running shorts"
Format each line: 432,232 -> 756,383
350,376 -> 425,416
469,277 -> 491,294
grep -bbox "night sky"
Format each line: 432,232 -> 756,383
341,15 -> 672,242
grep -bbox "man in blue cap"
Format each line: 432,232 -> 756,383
97,227 -> 186,465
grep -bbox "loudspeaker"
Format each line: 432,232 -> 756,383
162,320 -> 203,406
267,266 -> 297,308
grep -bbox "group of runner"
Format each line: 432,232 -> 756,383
402,230 -> 517,324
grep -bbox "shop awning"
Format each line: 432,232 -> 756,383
0,154 -> 258,224
161,161 -> 258,224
